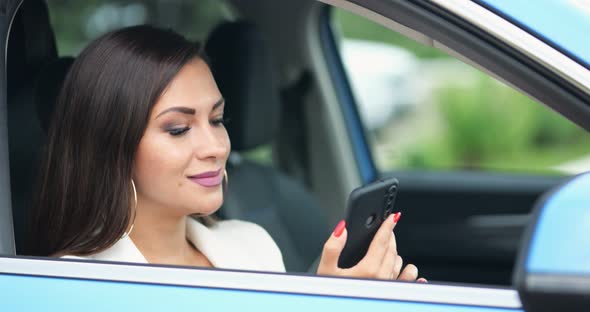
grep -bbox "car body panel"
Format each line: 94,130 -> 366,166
0,275 -> 521,311
0,257 -> 522,311
526,173 -> 590,274
478,0 -> 590,69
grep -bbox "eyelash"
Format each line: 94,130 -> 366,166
212,117 -> 229,127
167,117 -> 229,137
168,127 -> 190,136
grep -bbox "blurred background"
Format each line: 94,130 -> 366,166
332,9 -> 590,175
47,0 -> 590,176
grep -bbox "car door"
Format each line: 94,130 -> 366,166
0,256 -> 523,311
318,0 -> 590,285
2,0 -> 588,310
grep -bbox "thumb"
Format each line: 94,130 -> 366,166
317,220 -> 348,275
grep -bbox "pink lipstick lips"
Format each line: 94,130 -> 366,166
188,169 -> 223,187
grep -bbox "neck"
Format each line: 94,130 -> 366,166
129,197 -> 192,265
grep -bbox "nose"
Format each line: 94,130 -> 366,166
192,123 -> 229,161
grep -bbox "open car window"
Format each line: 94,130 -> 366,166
332,7 -> 590,176
315,0 -> 590,287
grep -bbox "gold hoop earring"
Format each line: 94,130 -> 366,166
121,179 -> 138,239
223,169 -> 228,191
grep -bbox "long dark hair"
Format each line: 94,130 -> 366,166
29,25 -> 207,256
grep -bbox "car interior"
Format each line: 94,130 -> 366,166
4,0 -> 585,288
7,0 -> 339,275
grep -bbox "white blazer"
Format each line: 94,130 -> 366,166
63,218 -> 286,273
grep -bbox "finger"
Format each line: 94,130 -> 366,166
417,278 -> 428,283
317,220 -> 348,275
376,234 -> 396,279
398,263 -> 419,281
392,255 -> 403,280
359,213 -> 400,268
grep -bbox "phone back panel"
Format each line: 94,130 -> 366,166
339,178 -> 399,269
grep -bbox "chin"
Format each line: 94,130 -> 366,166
187,190 -> 224,216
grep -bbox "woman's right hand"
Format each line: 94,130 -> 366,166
316,213 -> 426,282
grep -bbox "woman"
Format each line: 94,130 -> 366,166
30,25 -> 423,281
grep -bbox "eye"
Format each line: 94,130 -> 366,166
168,127 -> 190,136
212,116 -> 229,127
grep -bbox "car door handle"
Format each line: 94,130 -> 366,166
467,214 -> 530,228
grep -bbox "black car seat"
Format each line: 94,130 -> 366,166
206,21 -> 330,272
6,0 -> 67,254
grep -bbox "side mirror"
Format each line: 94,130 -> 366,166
514,172 -> 590,312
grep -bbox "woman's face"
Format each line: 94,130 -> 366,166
133,58 -> 230,217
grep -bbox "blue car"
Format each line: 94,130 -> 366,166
1,0 -> 589,310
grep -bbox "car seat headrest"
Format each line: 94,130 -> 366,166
205,21 -> 281,151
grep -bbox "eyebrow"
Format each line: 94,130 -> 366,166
156,98 -> 224,119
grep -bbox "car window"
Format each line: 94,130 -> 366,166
48,0 -> 234,55
331,8 -> 590,175
1,0 -> 575,303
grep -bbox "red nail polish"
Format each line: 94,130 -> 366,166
393,212 -> 401,223
333,220 -> 346,237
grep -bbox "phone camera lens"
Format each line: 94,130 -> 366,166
365,214 -> 376,228
383,205 -> 392,219
388,185 -> 397,193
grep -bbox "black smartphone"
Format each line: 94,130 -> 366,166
338,177 -> 399,269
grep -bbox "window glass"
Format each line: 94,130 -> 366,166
332,8 -> 590,175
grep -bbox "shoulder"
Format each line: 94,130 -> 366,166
58,236 -> 148,263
